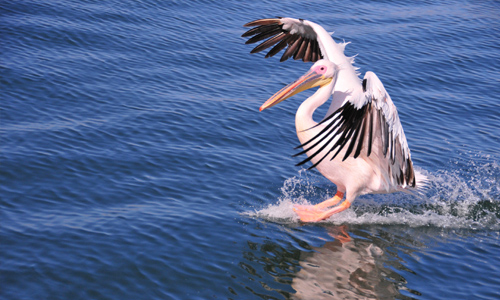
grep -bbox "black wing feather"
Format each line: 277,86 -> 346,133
242,24 -> 279,38
250,32 -> 287,54
293,98 -> 416,187
246,27 -> 284,45
295,102 -> 366,168
294,38 -> 308,60
265,34 -> 292,58
353,102 -> 371,158
243,18 -> 323,63
342,106 -> 367,161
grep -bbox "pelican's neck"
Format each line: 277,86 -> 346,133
295,82 -> 335,134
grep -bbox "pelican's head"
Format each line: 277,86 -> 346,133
259,59 -> 339,111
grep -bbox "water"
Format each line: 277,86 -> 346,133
1,0 -> 499,299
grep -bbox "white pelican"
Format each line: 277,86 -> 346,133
243,17 -> 426,222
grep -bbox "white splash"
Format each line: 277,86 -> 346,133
246,159 -> 500,230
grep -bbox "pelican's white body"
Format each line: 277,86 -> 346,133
281,18 -> 425,202
295,75 -> 392,203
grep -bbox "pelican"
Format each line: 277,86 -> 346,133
242,17 -> 426,222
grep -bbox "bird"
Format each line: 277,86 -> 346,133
242,17 -> 426,222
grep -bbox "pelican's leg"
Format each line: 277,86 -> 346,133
293,191 -> 344,211
313,191 -> 344,210
294,200 -> 351,223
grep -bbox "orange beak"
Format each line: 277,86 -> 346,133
259,69 -> 332,111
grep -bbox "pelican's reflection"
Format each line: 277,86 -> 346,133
292,225 -> 401,299
237,223 -> 425,299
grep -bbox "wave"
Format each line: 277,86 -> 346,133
245,157 -> 500,230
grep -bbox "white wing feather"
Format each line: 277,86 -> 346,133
363,71 -> 410,160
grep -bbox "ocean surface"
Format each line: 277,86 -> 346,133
1,0 -> 500,299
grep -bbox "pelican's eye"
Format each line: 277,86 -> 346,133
313,65 -> 328,75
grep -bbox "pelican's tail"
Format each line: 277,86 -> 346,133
397,168 -> 429,195
414,169 -> 429,190
400,169 -> 429,196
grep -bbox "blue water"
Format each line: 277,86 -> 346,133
1,0 -> 500,299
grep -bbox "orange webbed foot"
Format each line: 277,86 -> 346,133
293,199 -> 352,223
293,191 -> 346,222
293,207 -> 329,222
292,204 -> 319,212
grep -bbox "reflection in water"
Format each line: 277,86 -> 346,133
237,224 -> 430,299
292,226 -> 404,299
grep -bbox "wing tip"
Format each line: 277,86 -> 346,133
243,17 -> 323,63
243,18 -> 281,27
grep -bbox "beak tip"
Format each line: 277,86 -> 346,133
259,106 -> 264,112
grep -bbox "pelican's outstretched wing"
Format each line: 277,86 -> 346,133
295,72 -> 416,188
242,17 -> 328,63
243,17 -> 363,116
